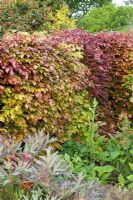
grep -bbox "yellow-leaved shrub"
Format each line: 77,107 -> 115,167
50,5 -> 76,31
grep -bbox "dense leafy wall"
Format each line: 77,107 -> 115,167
97,32 -> 133,132
0,32 -> 89,140
0,30 -> 132,140
51,29 -> 133,133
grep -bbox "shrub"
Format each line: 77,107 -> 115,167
78,4 -> 133,33
51,29 -> 133,133
0,32 -> 90,140
0,131 -> 104,200
50,5 -> 76,31
0,0 -> 75,37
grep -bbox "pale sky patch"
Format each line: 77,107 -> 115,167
113,0 -> 125,5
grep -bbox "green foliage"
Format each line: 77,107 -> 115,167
65,93 -> 98,142
79,4 -> 133,32
62,116 -> 133,187
0,0 -> 75,37
64,0 -> 112,16
1,125 -> 133,199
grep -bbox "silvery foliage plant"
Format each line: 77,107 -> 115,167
0,130 -> 105,200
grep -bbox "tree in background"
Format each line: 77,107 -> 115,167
78,4 -> 133,33
124,0 -> 133,5
0,0 -> 114,36
64,0 -> 112,15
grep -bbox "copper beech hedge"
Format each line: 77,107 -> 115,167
0,32 -> 89,141
0,30 -> 132,140
52,29 -> 133,133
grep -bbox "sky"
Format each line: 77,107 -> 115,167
113,0 -> 125,5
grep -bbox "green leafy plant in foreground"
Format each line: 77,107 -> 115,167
62,112 -> 133,187
62,99 -> 112,182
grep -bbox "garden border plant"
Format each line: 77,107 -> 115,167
0,131 -> 105,200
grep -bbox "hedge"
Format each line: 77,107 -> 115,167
0,30 -> 132,141
51,29 -> 133,133
0,32 -> 90,141
97,32 -> 133,132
